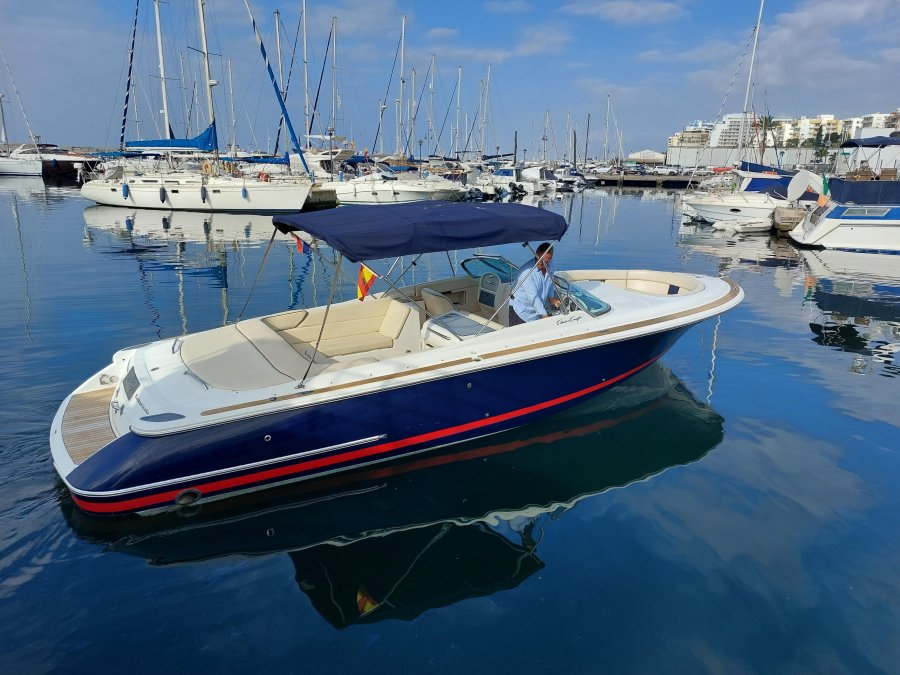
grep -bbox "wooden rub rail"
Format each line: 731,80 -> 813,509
61,387 -> 116,464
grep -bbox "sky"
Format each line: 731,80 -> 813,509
1,0 -> 899,160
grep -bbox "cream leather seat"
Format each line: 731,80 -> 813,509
421,287 -> 456,317
420,287 -> 504,347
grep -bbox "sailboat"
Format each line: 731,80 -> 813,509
680,0 -> 809,226
80,0 -> 313,213
0,92 -> 41,176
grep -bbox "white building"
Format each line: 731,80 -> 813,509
862,112 -> 889,128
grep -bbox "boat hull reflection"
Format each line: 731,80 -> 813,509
64,364 -> 723,625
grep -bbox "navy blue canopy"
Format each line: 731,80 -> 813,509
840,136 -> 900,148
273,201 -> 569,262
827,178 -> 900,205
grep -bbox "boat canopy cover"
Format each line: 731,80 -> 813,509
739,161 -> 794,176
840,136 -> 900,149
126,122 -> 218,152
827,178 -> 900,204
224,154 -> 290,165
273,201 -> 569,262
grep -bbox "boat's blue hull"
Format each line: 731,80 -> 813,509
67,326 -> 688,514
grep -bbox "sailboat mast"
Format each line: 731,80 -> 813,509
274,9 -> 285,154
274,10 -> 284,97
454,65 -> 461,157
242,0 -> 310,175
228,60 -> 236,153
197,0 -> 216,133
584,113 -> 591,168
397,14 -> 405,156
330,16 -> 337,157
480,64 -> 491,158
0,95 -> 8,154
737,0 -> 765,160
429,54 -> 435,156
604,94 -> 610,162
410,68 -> 416,157
302,0 -> 310,148
153,0 -> 171,138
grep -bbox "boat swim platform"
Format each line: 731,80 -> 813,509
61,387 -> 116,465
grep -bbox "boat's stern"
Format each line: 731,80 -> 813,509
49,348 -> 135,486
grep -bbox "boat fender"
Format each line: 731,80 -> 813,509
125,217 -> 134,231
200,185 -> 208,203
241,186 -> 249,200
159,186 -> 166,203
162,216 -> 170,230
259,172 -> 269,182
121,182 -> 130,199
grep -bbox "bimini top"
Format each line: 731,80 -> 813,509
840,136 -> 900,149
273,200 -> 569,262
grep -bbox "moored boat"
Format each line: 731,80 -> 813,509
50,201 -> 743,515
789,178 -> 900,253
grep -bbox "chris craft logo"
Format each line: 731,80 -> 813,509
556,315 -> 582,325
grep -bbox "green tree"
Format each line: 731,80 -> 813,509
785,138 -> 799,148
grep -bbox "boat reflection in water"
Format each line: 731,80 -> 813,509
81,204 -> 299,247
801,249 -> 900,376
64,363 -> 723,628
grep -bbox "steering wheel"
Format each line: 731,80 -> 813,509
550,275 -> 571,315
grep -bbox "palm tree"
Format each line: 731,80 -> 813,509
758,115 -> 775,158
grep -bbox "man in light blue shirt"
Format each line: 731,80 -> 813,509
509,243 -> 560,325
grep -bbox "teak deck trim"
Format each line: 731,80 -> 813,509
62,387 -> 116,464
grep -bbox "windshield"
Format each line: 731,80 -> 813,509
554,277 -> 611,317
461,255 -> 518,283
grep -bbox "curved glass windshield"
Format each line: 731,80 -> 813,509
461,255 -> 518,283
555,277 -> 611,317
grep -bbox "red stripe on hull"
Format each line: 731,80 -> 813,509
72,354 -> 660,514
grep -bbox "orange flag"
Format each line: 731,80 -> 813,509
357,263 -> 377,300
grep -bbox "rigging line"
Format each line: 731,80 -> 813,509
371,34 -> 402,154
431,77 -> 458,157
117,0 -> 142,150
308,24 -> 333,140
273,11 -> 302,155
461,93 -> 483,156
299,252 -> 343,385
378,522 -> 454,609
401,59 -> 434,157
236,228 -> 278,322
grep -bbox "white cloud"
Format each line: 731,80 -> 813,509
638,40 -> 740,65
562,0 -> 685,24
426,27 -> 459,40
484,0 -> 534,13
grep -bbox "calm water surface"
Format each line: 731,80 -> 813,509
1,178 -> 898,673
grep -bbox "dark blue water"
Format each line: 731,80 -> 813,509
1,179 -> 898,673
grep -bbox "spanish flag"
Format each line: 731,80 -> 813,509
357,263 -> 377,301
290,232 -> 310,254
356,586 -> 380,615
